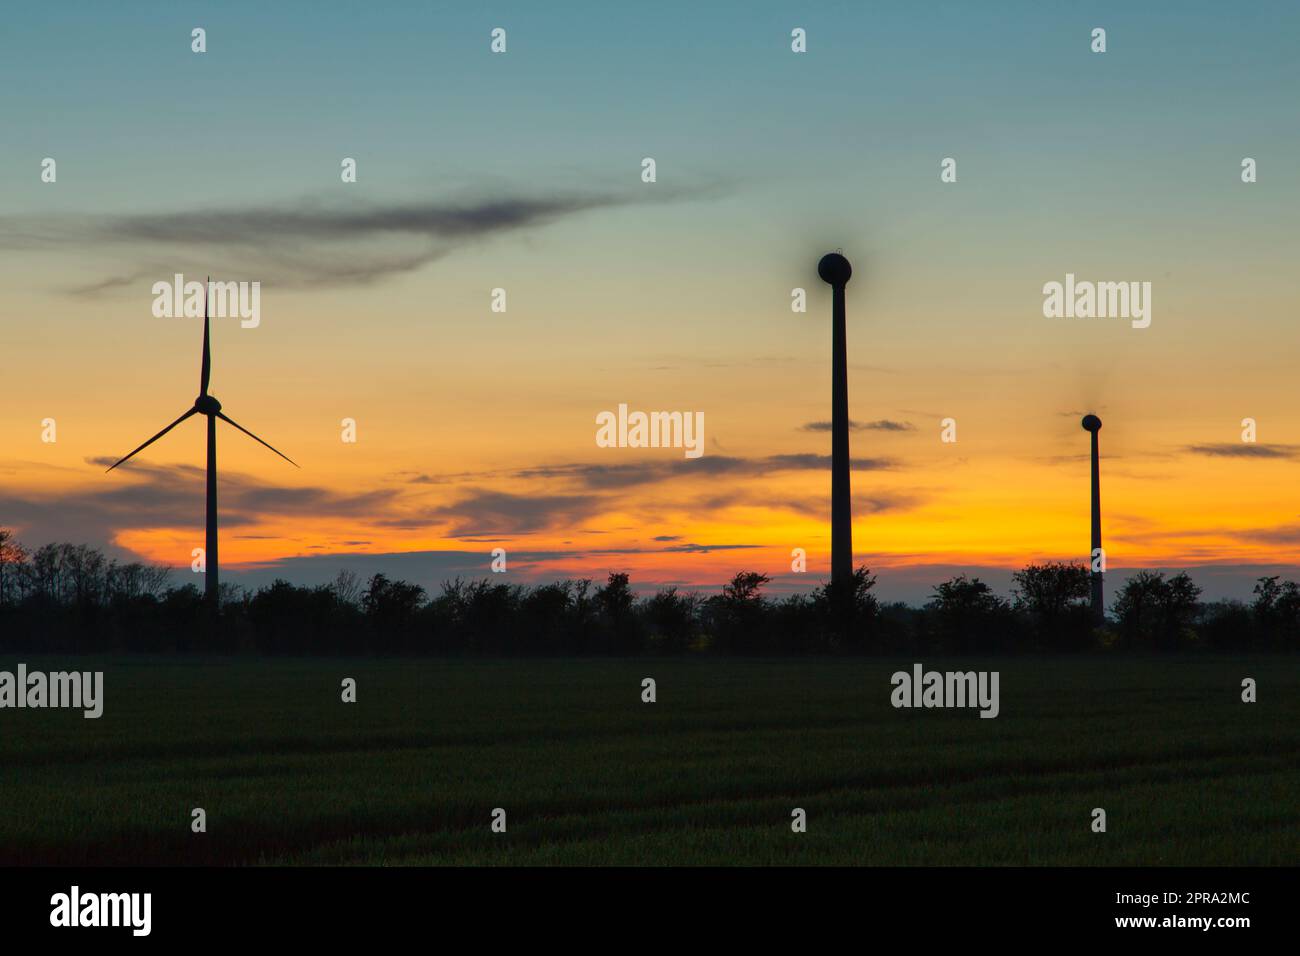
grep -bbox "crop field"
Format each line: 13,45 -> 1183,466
1,656 -> 1296,865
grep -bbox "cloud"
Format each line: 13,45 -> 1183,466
4,442 -> 903,565
102,196 -> 618,245
691,489 -> 923,520
1147,521 -> 1300,546
83,457 -> 397,516
762,454 -> 895,471
225,541 -> 763,593
1183,443 -> 1300,460
1229,524 -> 1300,545
1106,516 -> 1300,554
394,453 -> 905,539
421,490 -> 606,537
0,459 -> 400,554
68,271 -> 155,297
801,419 -> 914,432
501,453 -> 896,492
5,191 -> 672,291
659,542 -> 760,554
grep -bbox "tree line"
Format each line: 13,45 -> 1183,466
1,530 -> 1297,655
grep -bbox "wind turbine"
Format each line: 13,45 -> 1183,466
817,252 -> 854,598
107,278 -> 297,607
1081,414 -> 1103,624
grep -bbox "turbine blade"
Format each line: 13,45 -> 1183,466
200,275 -> 211,395
216,411 -> 299,467
105,407 -> 198,472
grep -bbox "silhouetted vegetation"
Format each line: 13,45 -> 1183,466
0,531 -> 1296,655
1011,561 -> 1093,650
1110,570 -> 1202,651
925,575 -> 1017,653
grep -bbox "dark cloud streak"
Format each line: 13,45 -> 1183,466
2,188 -> 712,291
1184,443 -> 1299,460
801,419 -> 914,432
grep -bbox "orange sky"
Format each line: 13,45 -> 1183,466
5,285 -> 1299,602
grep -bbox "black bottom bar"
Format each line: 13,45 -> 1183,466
0,865 -> 1284,943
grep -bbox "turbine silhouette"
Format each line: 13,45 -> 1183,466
107,278 -> 298,607
1081,414 -> 1103,624
818,252 -> 854,597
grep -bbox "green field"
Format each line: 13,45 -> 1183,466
1,656 -> 1296,865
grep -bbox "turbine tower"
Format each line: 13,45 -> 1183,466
107,279 -> 298,607
818,252 -> 853,596
1081,414 -> 1104,624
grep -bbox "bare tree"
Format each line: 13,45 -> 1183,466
0,529 -> 27,606
331,569 -> 361,606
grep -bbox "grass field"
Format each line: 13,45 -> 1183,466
1,655 -> 1296,865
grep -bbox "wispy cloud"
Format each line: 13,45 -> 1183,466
5,189 -> 706,291
96,195 -> 618,249
415,453 -> 897,493
1135,520 -> 1300,546
1227,524 -> 1300,545
1184,443 -> 1300,460
420,490 -> 605,537
395,453 -> 910,539
1,459 -> 400,554
801,419 -> 914,433
689,489 -> 923,520
659,542 -> 760,554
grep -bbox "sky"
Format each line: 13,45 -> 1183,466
2,1 -> 1299,603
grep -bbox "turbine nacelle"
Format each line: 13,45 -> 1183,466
818,252 -> 852,287
195,394 -> 222,415
1081,414 -> 1102,433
